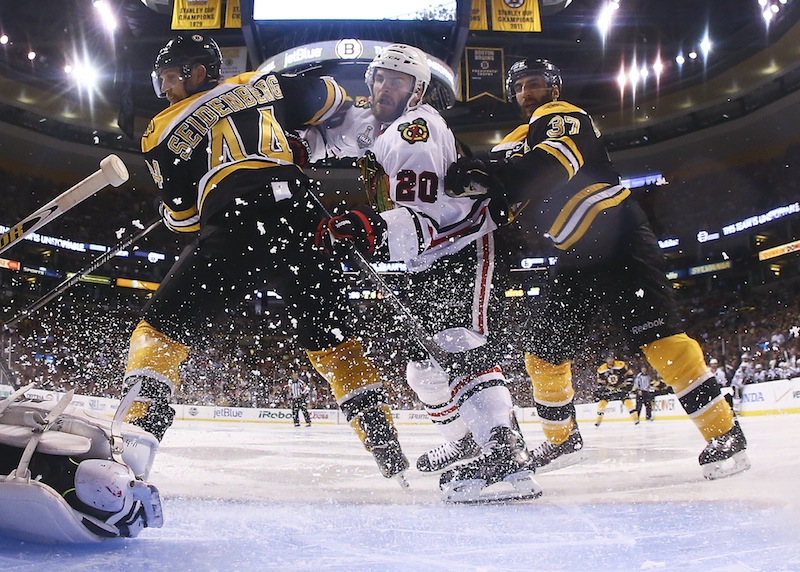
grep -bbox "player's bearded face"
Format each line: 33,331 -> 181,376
158,67 -> 190,105
514,75 -> 554,118
370,69 -> 416,123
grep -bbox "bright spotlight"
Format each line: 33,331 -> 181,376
27,51 -> 36,61
597,2 -> 616,38
770,3 -> 780,12
758,0 -> 767,5
763,8 -> 774,22
64,64 -> 73,74
72,61 -> 99,90
675,54 -> 685,65
688,51 -> 698,59
617,67 -> 626,90
0,35 -> 8,45
652,57 -> 664,76
93,0 -> 117,32
700,35 -> 712,57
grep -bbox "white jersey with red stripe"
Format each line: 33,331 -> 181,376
314,100 -> 497,272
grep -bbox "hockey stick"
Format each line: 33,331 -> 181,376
0,154 -> 129,256
307,190 -> 447,365
4,217 -> 163,328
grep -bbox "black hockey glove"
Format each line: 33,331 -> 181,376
444,157 -> 504,199
318,206 -> 388,260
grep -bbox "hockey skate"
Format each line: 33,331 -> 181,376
416,433 -> 481,473
528,423 -> 585,474
700,420 -> 751,480
353,407 -> 410,488
439,426 -> 542,503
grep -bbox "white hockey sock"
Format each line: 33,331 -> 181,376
458,384 -> 515,447
407,360 -> 468,442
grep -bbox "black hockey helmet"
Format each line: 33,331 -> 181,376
152,34 -> 223,98
505,58 -> 562,102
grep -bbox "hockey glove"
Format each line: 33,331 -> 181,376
327,206 -> 389,260
444,157 -> 504,199
285,130 -> 311,167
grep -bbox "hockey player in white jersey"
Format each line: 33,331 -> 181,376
311,44 -> 540,503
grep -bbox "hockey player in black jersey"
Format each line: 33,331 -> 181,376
594,353 -> 637,427
117,34 -> 409,485
445,57 -> 750,480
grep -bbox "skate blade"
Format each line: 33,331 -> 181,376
442,471 -> 543,504
535,450 -> 587,474
702,450 -> 751,480
393,471 -> 411,490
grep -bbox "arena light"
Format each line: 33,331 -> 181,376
652,56 -> 663,77
0,35 -> 8,45
700,34 -> 712,58
27,51 -> 36,61
597,1 -> 619,41
93,0 -> 117,32
71,61 -> 99,91
675,54 -> 685,66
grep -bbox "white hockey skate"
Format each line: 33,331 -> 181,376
528,424 -> 586,474
416,433 -> 481,473
439,427 -> 543,504
0,385 -> 163,543
700,420 -> 751,480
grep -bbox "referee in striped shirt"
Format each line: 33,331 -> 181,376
287,371 -> 312,427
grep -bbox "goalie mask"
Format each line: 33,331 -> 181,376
505,58 -> 562,103
152,34 -> 223,99
365,44 -> 431,115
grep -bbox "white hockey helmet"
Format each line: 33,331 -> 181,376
365,44 -> 431,113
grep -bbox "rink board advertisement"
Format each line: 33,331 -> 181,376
2,378 -> 799,425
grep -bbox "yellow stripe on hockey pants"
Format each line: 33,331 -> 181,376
306,338 -> 384,402
124,320 -> 190,420
642,333 -> 734,441
307,338 -> 395,450
524,353 -> 574,445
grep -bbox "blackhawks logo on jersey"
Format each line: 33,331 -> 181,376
354,96 -> 372,108
398,118 -> 429,144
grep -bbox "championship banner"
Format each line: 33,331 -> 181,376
465,47 -> 505,102
171,0 -> 223,30
224,0 -> 241,28
490,0 -> 542,32
220,46 -> 248,79
470,0 -> 489,30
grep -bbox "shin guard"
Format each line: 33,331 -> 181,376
642,333 -> 734,441
525,354 -> 575,445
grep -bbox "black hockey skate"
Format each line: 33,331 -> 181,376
354,408 -> 410,488
416,433 -> 481,473
529,423 -> 585,474
699,420 -> 750,480
439,426 -> 542,503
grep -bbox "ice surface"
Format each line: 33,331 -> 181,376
1,415 -> 799,571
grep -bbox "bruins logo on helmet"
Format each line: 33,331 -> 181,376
397,118 -> 429,144
354,96 -> 372,108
